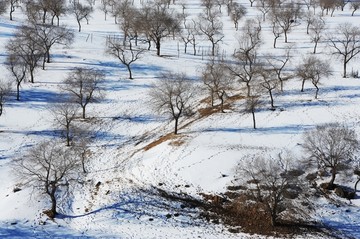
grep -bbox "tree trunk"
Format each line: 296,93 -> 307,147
329,167 -> 336,188
49,185 -> 57,218
246,82 -> 251,97
174,117 -> 179,134
313,41 -> 318,54
82,106 -> 86,119
156,38 -> 161,56
301,79 -> 306,92
77,20 -> 82,32
16,82 -> 20,101
252,110 -> 256,129
66,125 -> 70,147
343,59 -> 347,78
269,89 -> 274,109
314,84 -> 319,99
284,31 -> 288,43
126,64 -> 133,79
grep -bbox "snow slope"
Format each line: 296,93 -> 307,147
1,0 -> 360,238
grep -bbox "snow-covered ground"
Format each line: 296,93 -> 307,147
1,0 -> 360,238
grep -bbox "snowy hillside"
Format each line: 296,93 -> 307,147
1,0 -> 360,238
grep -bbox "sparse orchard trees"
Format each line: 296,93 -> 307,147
47,0 -> 67,26
302,123 -> 359,189
106,36 -> 145,80
328,22 -> 360,78
62,68 -> 105,119
258,68 -> 278,109
296,55 -> 331,99
236,153 -> 304,226
149,73 -> 195,135
13,141 -> 81,218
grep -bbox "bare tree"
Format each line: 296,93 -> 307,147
256,0 -> 272,21
106,36 -> 145,79
296,55 -> 331,99
237,152 -> 304,226
328,22 -> 360,78
138,1 -> 181,56
25,22 -> 74,69
245,95 -> 262,129
227,18 -> 262,97
266,47 -> 292,92
149,73 -> 195,135
5,54 -> 27,101
98,0 -> 112,21
13,141 -> 81,218
69,0 -> 93,32
230,2 -> 247,31
5,0 -> 18,21
51,103 -> 78,147
73,137 -> 92,174
180,20 -> 198,55
309,15 -> 325,54
302,123 -> 359,189
0,79 -> 11,116
113,0 -> 138,45
258,68 -> 278,109
5,27 -> 43,84
0,0 -> 8,16
62,68 -> 105,119
270,16 -> 282,48
48,0 -> 67,26
351,1 -> 360,16
201,58 -> 233,112
195,7 -> 224,56
270,1 -> 302,43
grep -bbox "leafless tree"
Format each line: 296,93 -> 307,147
51,103 -> 79,147
138,1 -> 181,56
227,18 -> 262,97
73,137 -> 92,174
230,2 -> 246,31
271,16 -> 282,48
5,0 -> 18,21
0,79 -> 11,116
237,152 -> 304,226
245,95 -> 262,129
13,141 -> 81,218
5,27 -> 43,84
195,7 -> 224,56
201,58 -> 233,112
180,20 -> 198,55
309,16 -> 325,54
266,47 -> 292,92
5,54 -> 27,101
25,22 -> 74,69
296,55 -> 331,99
149,73 -> 195,135
256,0 -> 272,21
47,0 -> 67,26
0,0 -> 7,16
113,0 -> 138,44
258,68 -> 278,109
328,23 -> 360,78
270,1 -> 302,43
68,0 -> 93,32
302,123 -> 359,189
351,1 -> 360,16
62,68 -> 105,119
106,36 -> 145,79
98,0 -> 112,21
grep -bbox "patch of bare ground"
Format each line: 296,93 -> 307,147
143,133 -> 179,151
155,188 -> 335,238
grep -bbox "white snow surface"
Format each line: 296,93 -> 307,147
0,0 -> 360,238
